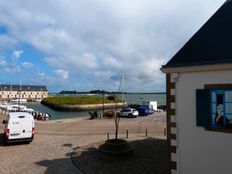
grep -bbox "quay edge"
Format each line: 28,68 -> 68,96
41,100 -> 124,111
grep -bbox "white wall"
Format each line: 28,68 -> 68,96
175,70 -> 232,174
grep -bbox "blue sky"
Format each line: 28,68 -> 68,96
0,0 -> 225,92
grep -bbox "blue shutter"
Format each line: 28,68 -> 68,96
196,89 -> 210,128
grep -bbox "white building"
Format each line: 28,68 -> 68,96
161,1 -> 232,174
0,84 -> 48,101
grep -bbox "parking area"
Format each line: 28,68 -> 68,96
0,112 -> 166,174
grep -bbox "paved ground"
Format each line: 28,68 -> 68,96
0,112 -> 166,174
71,137 -> 168,174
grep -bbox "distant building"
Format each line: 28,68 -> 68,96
161,1 -> 232,174
0,84 -> 48,101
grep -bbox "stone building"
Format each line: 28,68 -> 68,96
0,84 -> 48,101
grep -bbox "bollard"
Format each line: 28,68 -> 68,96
107,133 -> 109,140
146,129 -> 148,137
126,129 -> 128,139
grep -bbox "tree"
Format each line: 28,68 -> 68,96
113,110 -> 120,140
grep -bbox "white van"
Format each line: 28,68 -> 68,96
142,101 -> 158,111
2,112 -> 35,143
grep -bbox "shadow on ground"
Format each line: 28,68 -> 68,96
70,137 -> 168,174
36,157 -> 80,174
0,133 -> 7,146
0,133 -> 31,147
35,143 -> 81,174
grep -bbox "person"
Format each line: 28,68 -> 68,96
94,110 -> 98,119
214,104 -> 232,128
214,104 -> 224,127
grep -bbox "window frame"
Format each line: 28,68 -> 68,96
210,90 -> 232,128
204,84 -> 232,133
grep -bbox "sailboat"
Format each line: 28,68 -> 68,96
11,98 -> 27,103
118,74 -> 126,108
11,81 -> 27,103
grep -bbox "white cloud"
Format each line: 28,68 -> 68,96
0,0 -> 226,91
21,61 -> 34,68
5,65 -> 21,74
0,35 -> 17,51
12,50 -> 23,60
0,57 -> 7,66
0,56 -> 22,74
54,69 -> 69,80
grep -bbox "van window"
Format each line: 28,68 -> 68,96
19,116 -> 25,118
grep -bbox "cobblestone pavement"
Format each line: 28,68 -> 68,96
0,112 -> 166,174
71,137 -> 168,174
0,133 -> 107,174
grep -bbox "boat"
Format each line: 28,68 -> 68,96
6,104 -> 26,111
11,98 -> 27,103
35,98 -> 42,102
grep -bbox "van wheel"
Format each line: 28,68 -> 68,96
5,139 -> 9,145
30,135 -> 34,142
128,114 -> 133,118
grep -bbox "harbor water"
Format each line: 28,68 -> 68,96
24,93 -> 166,120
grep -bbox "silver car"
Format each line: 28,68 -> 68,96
119,108 -> 139,118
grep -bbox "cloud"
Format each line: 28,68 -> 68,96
54,69 -> 69,80
12,50 -> 23,60
0,0 -> 225,92
5,65 -> 21,74
21,61 -> 34,68
0,56 -> 22,74
0,35 -> 17,51
0,57 -> 7,66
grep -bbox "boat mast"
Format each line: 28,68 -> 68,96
18,80 -> 22,108
119,74 -> 125,108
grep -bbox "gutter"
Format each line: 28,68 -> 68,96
160,63 -> 232,74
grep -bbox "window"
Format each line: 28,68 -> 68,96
210,90 -> 232,129
196,85 -> 232,131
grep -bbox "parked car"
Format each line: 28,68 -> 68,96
137,107 -> 150,116
2,112 -> 35,143
140,104 -> 154,114
118,108 -> 139,118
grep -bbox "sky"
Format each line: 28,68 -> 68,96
0,0 -> 226,93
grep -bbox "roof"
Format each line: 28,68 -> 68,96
162,0 -> 232,69
9,112 -> 34,119
0,84 -> 48,91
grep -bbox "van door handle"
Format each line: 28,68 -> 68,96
23,130 -> 25,133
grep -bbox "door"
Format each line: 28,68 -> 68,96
8,119 -> 21,139
20,119 -> 33,138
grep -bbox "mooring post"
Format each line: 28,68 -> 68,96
126,129 -> 128,139
146,129 -> 148,137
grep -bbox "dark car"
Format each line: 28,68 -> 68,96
140,105 -> 154,114
137,107 -> 150,116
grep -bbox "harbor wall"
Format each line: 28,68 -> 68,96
41,100 -> 124,111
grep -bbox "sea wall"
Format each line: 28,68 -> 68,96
41,100 -> 124,111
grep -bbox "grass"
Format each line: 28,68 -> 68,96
42,96 -> 121,105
